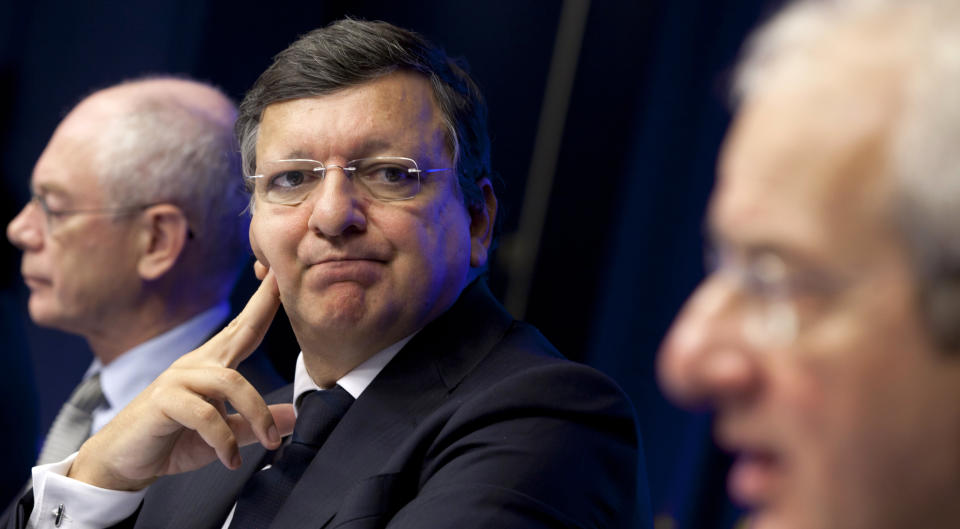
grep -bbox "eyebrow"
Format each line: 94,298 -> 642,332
705,224 -> 828,273
276,139 -> 398,162
33,182 -> 71,198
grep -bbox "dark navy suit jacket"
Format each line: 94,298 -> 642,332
7,281 -> 650,528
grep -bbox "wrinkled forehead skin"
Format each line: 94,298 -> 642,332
714,19 -> 908,274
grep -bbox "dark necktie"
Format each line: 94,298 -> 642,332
229,385 -> 355,529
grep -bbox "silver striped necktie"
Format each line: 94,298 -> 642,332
36,373 -> 107,465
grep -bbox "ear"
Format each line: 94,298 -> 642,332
136,204 -> 190,281
468,178 -> 498,268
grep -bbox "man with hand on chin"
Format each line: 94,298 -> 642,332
7,19 -> 648,529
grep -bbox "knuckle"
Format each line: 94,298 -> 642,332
150,384 -> 173,402
193,403 -> 220,423
153,369 -> 174,385
225,317 -> 242,333
215,368 -> 244,387
170,355 -> 191,368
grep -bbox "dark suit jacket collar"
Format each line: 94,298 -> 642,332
139,279 -> 512,529
271,278 -> 512,528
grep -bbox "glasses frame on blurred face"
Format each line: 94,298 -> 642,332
705,243 -> 850,348
247,156 -> 451,206
29,191 -> 157,233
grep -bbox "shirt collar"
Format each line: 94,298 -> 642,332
292,331 -> 417,413
87,302 -> 230,427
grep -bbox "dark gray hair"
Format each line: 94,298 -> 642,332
236,18 -> 494,219
733,0 -> 960,350
98,82 -> 250,295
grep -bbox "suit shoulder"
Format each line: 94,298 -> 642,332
469,320 -> 634,410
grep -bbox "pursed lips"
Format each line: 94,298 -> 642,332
302,255 -> 389,286
310,255 -> 388,266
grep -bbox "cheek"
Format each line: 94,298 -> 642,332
778,322 -> 904,482
49,242 -> 126,310
49,239 -> 102,292
251,212 -> 302,273
249,221 -> 267,267
432,198 -> 472,258
384,197 -> 462,256
251,210 -> 320,314
376,199 -> 472,308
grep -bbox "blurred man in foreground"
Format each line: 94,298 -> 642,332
5,77 -> 282,487
6,20 -> 647,529
659,1 -> 960,528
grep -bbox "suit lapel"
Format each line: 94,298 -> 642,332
269,280 -> 513,529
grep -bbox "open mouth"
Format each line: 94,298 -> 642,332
728,449 -> 784,508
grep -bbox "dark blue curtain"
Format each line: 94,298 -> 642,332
0,1 -> 784,526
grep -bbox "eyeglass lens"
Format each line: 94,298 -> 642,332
255,157 -> 422,205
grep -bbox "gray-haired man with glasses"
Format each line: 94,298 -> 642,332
659,1 -> 960,528
26,193 -> 158,231
4,19 -> 648,529
3,76 -> 283,517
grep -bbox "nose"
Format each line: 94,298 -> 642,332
657,274 -> 761,409
7,200 -> 44,251
306,167 -> 367,238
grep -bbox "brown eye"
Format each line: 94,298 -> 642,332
270,171 -> 308,188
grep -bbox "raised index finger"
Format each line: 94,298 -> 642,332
207,267 -> 281,368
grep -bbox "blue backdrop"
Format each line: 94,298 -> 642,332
0,1 -> 784,526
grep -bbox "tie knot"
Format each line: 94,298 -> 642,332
292,385 -> 355,447
70,373 -> 106,413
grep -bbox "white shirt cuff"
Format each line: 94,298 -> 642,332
28,453 -> 147,529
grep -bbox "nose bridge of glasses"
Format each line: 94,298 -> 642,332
709,260 -> 800,349
302,164 -> 365,207
681,273 -> 796,360
321,163 -> 352,174
318,163 -> 358,184
27,195 -> 55,227
693,274 -> 744,322
315,163 -> 361,193
679,272 -> 760,353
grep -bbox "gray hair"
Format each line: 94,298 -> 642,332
96,86 -> 250,294
733,0 -> 960,350
235,19 -> 495,232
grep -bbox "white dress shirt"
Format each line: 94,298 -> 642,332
26,334 -> 414,529
89,303 -> 231,434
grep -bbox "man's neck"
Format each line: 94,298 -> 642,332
85,297 -> 222,365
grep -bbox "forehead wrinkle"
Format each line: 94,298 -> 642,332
714,98 -> 900,275
276,138 -> 399,162
257,77 -> 449,171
